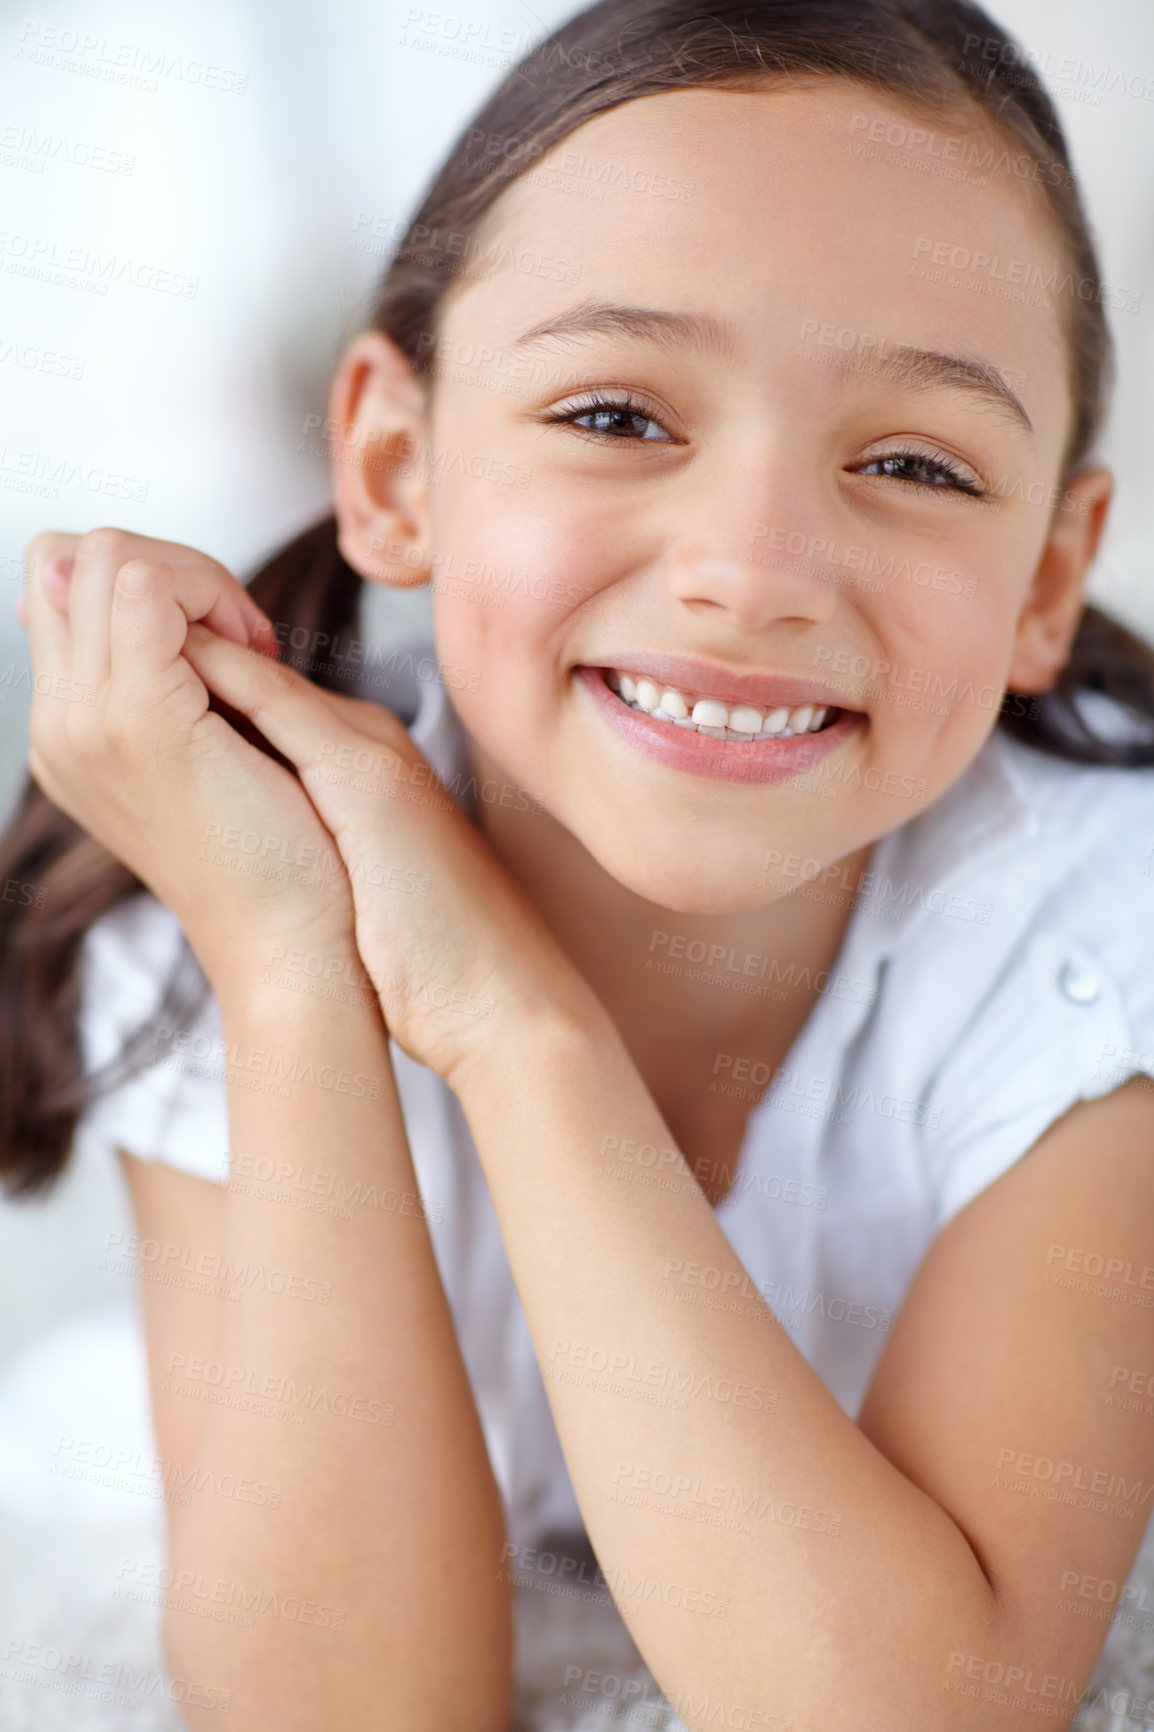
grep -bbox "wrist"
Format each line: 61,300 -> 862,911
210,930 -> 377,1030
445,968 -> 617,1106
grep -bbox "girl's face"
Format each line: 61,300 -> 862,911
414,83 -> 1086,912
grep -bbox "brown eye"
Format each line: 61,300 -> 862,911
547,394 -> 675,443
853,449 -> 985,497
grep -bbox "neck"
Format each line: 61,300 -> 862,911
464,736 -> 873,1106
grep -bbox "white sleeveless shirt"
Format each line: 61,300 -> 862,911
74,635 -> 1154,1554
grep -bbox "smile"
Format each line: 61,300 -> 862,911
606,668 -> 839,741
575,665 -> 864,786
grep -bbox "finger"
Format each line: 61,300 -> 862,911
181,626 -> 366,772
104,549 -> 278,710
180,628 -> 433,835
69,530 -> 275,692
23,544 -> 78,708
24,530 -> 80,586
323,689 -> 417,749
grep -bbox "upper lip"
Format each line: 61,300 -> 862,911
587,653 -> 859,713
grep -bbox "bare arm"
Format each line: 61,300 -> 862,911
124,964 -> 512,1732
448,1000 -> 1154,1732
19,529 -> 515,1729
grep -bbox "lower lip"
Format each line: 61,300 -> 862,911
575,666 -> 863,786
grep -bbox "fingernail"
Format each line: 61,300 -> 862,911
14,594 -> 27,628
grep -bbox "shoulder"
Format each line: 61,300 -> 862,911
977,729 -> 1154,1050
868,729 -> 1154,1227
1003,735 -> 1154,1031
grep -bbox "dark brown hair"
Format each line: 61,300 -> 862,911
3,0 -> 1153,1195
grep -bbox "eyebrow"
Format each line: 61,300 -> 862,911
510,301 -> 739,360
855,344 -> 1033,435
510,301 -> 1032,433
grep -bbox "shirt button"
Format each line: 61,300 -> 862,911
1059,962 -> 1100,1005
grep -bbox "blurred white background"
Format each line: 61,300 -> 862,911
0,0 -> 1152,1440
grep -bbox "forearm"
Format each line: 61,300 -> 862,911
451,1001 -> 1002,1730
166,969 -> 512,1732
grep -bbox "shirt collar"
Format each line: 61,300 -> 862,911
827,727 -> 1040,973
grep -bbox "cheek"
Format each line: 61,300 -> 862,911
428,466 -> 631,665
867,578 -> 1026,799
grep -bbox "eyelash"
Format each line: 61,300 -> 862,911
853,447 -> 986,498
543,392 -> 987,497
543,392 -> 674,445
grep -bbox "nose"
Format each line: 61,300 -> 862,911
662,456 -> 840,633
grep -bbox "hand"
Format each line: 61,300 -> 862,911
171,625 -> 590,1085
21,529 -> 358,998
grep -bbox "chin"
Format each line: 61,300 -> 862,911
597,846 -> 783,917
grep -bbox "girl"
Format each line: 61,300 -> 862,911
6,1 -> 1154,1727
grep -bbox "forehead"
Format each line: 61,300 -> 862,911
442,82 -> 1069,410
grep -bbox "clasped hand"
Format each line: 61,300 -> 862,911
20,529 -> 577,1089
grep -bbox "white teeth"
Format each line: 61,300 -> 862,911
608,669 -> 837,743
690,698 -> 729,730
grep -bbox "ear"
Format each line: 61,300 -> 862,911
1006,466 -> 1113,694
328,330 -> 432,589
